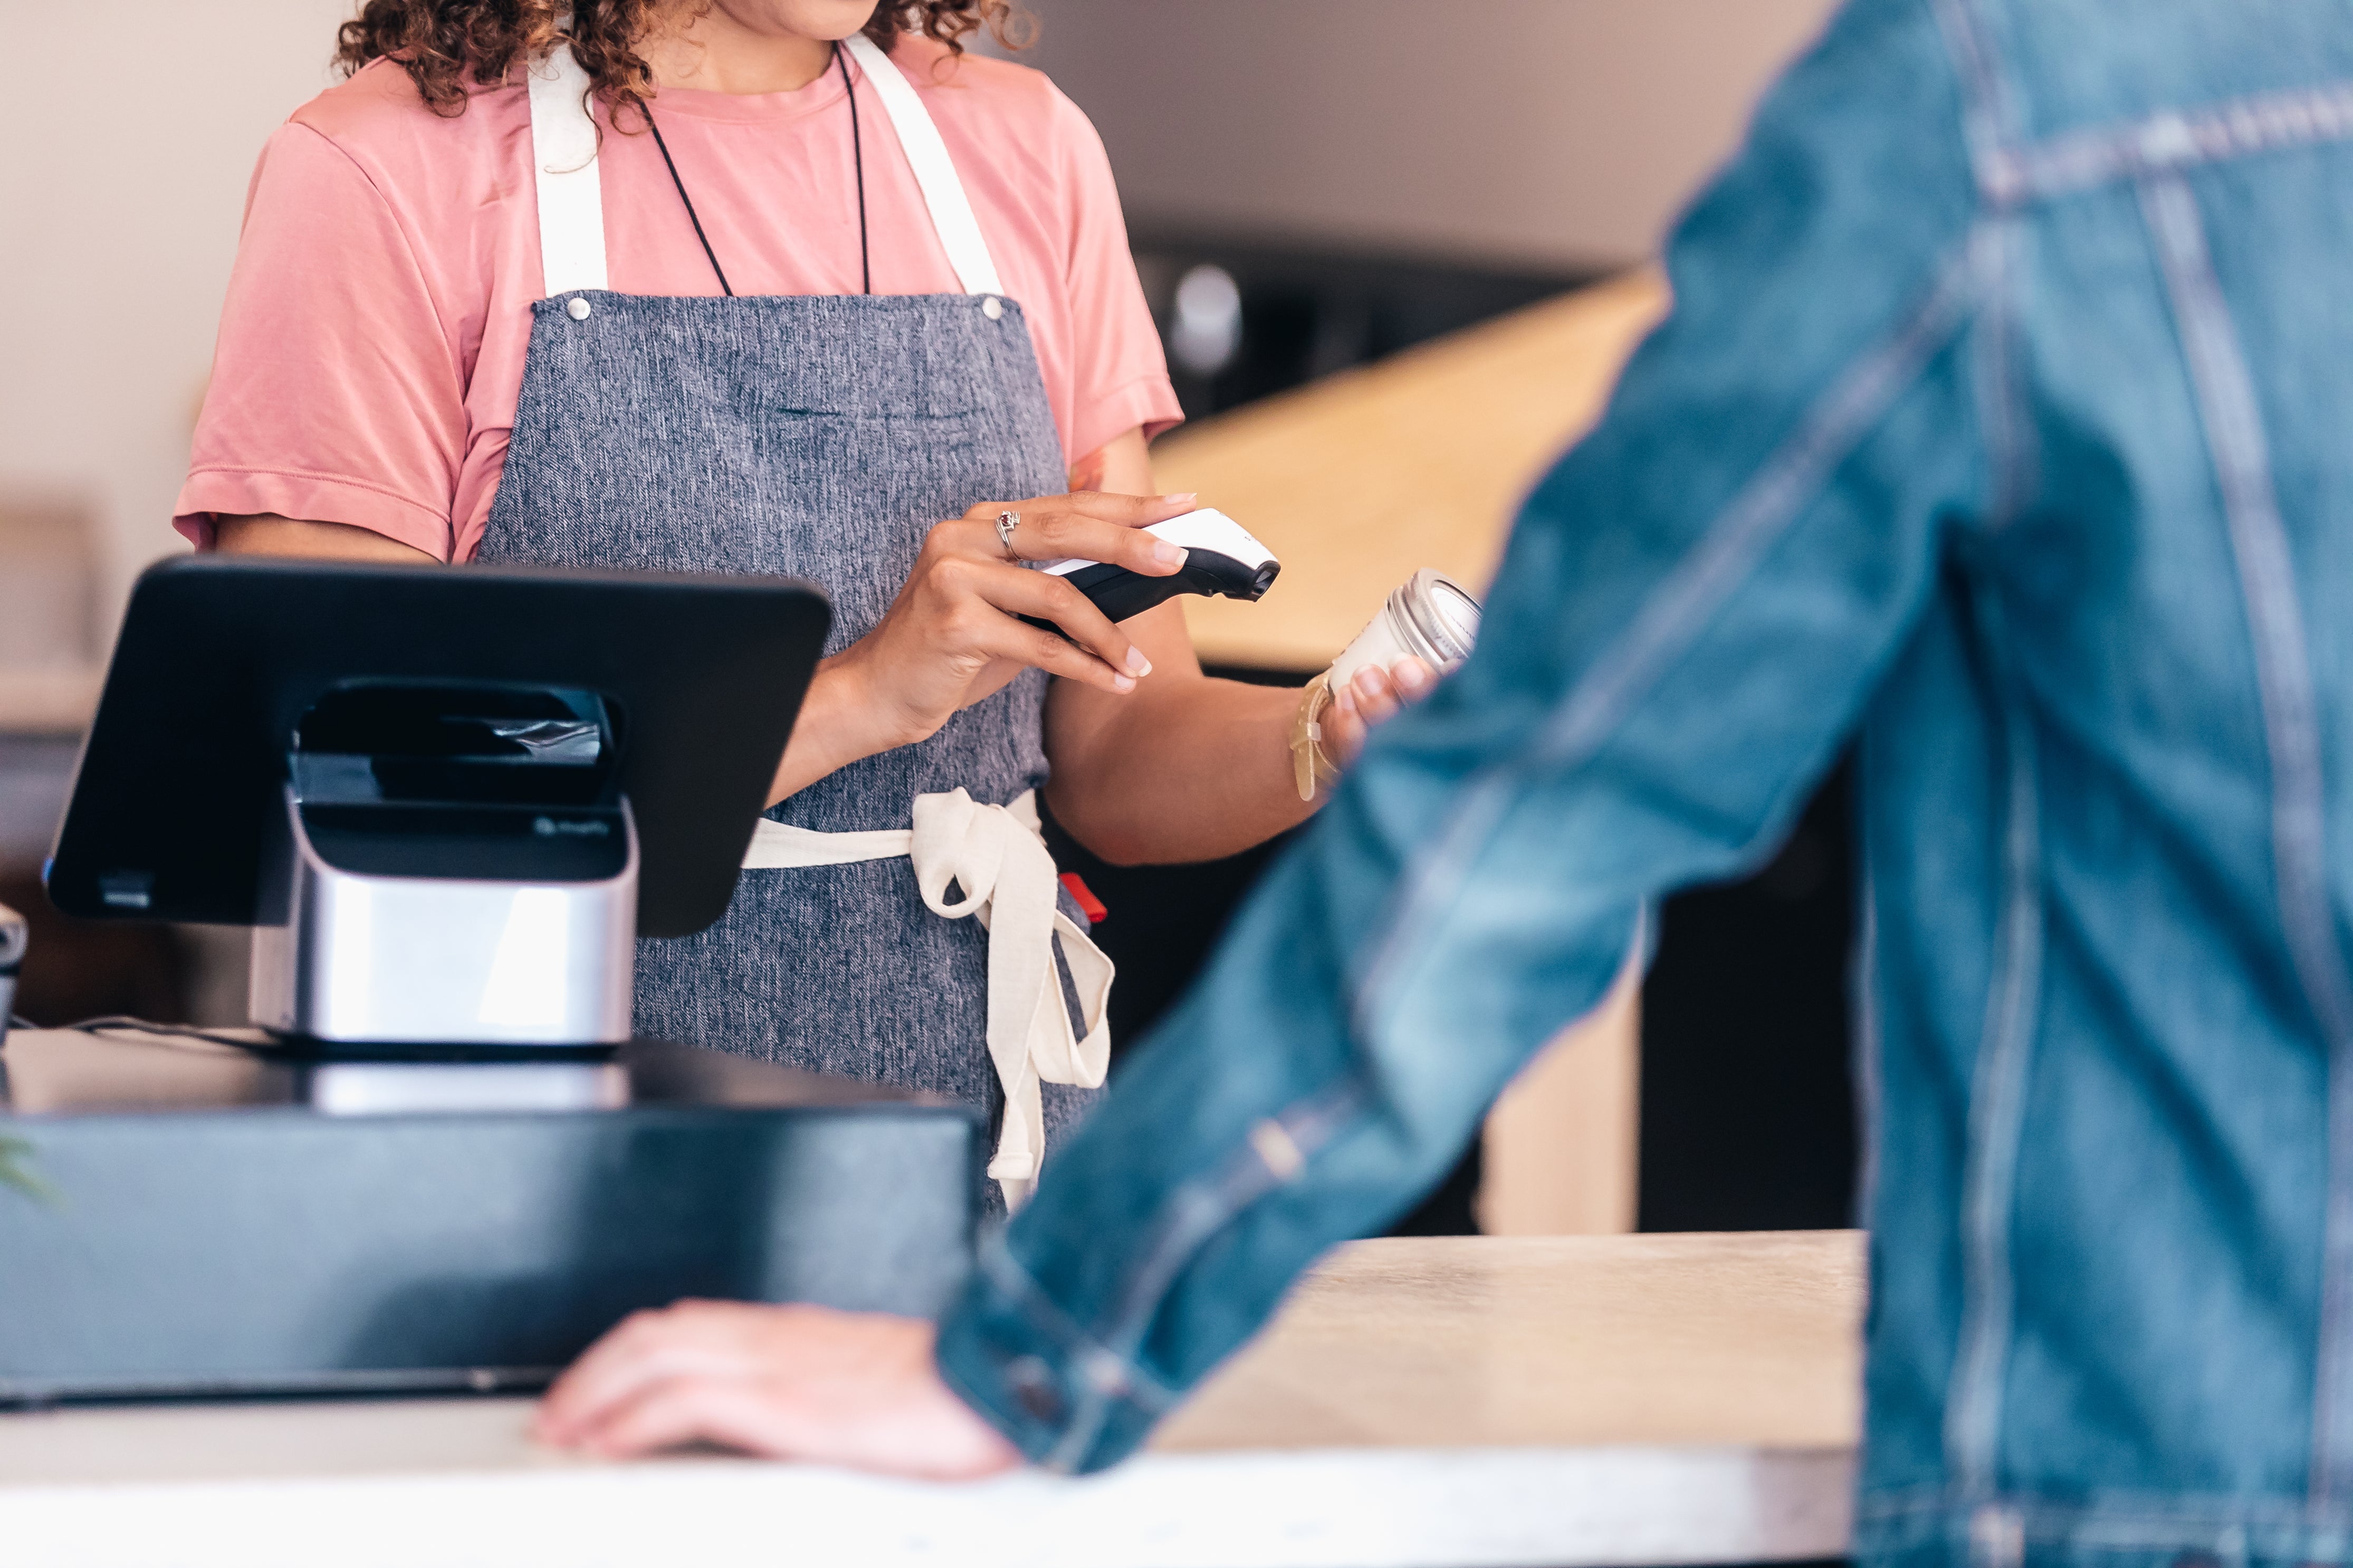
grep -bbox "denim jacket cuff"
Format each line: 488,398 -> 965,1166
931,1234 -> 1180,1474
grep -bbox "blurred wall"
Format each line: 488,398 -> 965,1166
1007,0 -> 1841,269
0,0 -> 1837,620
0,1 -> 351,625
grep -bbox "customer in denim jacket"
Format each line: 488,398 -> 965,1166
542,0 -> 2353,1554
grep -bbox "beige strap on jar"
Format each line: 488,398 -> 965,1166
1289,672 -> 1345,802
740,788 -> 1112,1209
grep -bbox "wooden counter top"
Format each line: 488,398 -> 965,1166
1158,1230 -> 1861,1453
0,1229 -> 1861,1568
1160,269 -> 1669,672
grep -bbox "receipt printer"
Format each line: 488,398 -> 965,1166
4,557 -> 991,1405
248,681 -> 637,1046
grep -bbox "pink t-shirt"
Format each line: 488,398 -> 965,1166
175,39 -> 1181,562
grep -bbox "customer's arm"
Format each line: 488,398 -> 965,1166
539,0 -> 1987,1473
932,0 -> 1988,1473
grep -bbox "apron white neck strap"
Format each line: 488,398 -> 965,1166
526,46 -> 609,297
838,33 -> 1005,298
523,38 -> 1003,303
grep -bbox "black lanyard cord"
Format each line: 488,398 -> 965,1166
639,42 -> 873,302
643,107 -> 734,297
839,41 -> 871,296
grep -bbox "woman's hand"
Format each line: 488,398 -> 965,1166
1314,656 -> 1436,775
830,490 -> 1200,753
768,488 -> 1200,804
534,1300 -> 1019,1479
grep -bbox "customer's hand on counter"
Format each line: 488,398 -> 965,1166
533,1301 -> 1018,1478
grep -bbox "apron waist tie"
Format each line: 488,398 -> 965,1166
741,788 -> 1112,1209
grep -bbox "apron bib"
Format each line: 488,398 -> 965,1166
476,36 -> 1107,1207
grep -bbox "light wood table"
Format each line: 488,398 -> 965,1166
0,1230 -> 1861,1568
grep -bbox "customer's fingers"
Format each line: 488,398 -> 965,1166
536,1302 -> 761,1441
570,1372 -> 801,1460
541,1304 -> 1024,1479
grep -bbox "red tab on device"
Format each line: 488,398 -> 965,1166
1059,872 -> 1108,924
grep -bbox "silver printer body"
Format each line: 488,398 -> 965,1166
247,682 -> 638,1047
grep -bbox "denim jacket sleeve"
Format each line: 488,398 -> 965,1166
935,0 -> 1989,1474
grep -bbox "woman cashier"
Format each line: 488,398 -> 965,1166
177,0 -> 1429,1205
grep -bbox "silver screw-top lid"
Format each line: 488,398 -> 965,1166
1395,568 -> 1482,667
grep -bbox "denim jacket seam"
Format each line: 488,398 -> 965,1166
1930,0 -> 2023,192
1929,0 -> 2037,538
2137,170 -> 2353,1502
1941,575 -> 2047,1498
1034,1075 -> 1374,1470
1346,233 -> 1988,1042
1092,1078 -> 1371,1346
1982,82 -> 2353,208
1974,215 -> 2036,534
1858,1488 -> 2353,1542
970,1230 -> 1184,1413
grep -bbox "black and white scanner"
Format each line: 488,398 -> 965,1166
1033,506 -> 1281,624
2,557 -> 987,1405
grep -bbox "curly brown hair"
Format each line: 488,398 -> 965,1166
334,2 -> 1030,123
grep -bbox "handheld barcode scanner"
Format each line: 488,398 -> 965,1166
1030,507 -> 1281,627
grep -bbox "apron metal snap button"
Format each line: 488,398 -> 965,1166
565,296 -> 592,321
981,295 -> 1005,321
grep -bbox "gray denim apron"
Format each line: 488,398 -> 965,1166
474,37 -> 1104,1207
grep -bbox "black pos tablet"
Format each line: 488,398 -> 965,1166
1,557 -> 985,1404
50,554 -> 835,1043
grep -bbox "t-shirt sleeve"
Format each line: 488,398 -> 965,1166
1046,85 -> 1183,465
175,121 -> 465,560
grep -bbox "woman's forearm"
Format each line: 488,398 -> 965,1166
1038,429 -> 1432,863
767,657 -> 887,805
1043,673 -> 1312,864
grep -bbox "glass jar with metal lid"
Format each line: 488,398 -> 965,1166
1291,569 -> 1484,800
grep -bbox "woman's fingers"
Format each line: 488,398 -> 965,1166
1348,666 -> 1406,728
967,492 -> 1198,576
1321,658 -> 1437,769
971,562 -> 1152,685
1054,489 -> 1197,523
971,611 -> 1142,697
